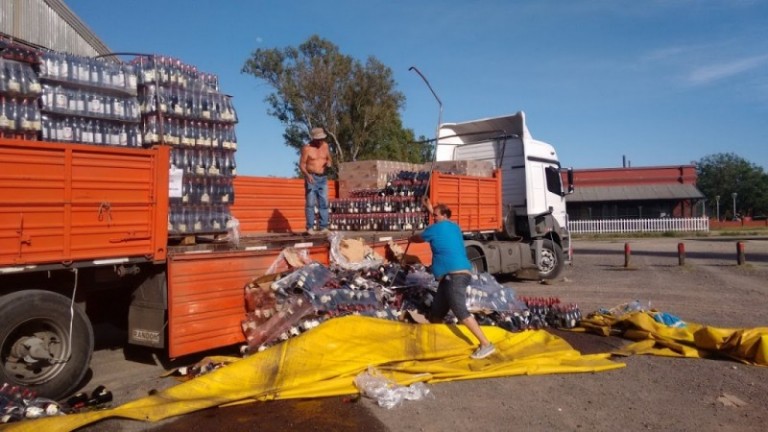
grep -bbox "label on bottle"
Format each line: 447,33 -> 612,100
94,131 -> 103,144
119,131 -> 128,146
21,119 -> 32,130
29,82 -> 42,93
83,131 -> 93,143
55,94 -> 68,109
144,70 -> 155,82
195,166 -> 206,176
90,99 -> 102,113
128,74 -> 137,89
201,193 -> 210,204
63,126 -> 73,141
0,116 -> 9,129
202,110 -> 211,119
8,79 -> 20,93
174,105 -> 183,115
179,222 -> 187,233
32,120 -> 42,131
212,220 -> 221,230
221,194 -> 229,203
194,220 -> 203,231
115,103 -> 124,117
208,166 -> 219,176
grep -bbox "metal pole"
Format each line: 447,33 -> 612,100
731,192 -> 737,218
395,66 -> 443,269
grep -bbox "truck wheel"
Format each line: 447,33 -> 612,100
0,290 -> 94,400
466,246 -> 486,273
537,239 -> 564,280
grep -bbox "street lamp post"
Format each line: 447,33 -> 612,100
715,195 -> 720,221
731,192 -> 738,219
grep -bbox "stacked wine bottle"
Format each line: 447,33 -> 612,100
131,55 -> 239,236
37,51 -> 142,147
0,58 -> 42,140
330,170 -> 431,232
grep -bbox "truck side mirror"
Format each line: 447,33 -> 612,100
567,168 -> 574,194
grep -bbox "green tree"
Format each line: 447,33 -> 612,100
696,153 -> 768,218
242,35 -> 430,177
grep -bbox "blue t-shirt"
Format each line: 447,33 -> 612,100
421,220 -> 472,279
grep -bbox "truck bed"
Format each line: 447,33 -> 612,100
0,138 -> 169,270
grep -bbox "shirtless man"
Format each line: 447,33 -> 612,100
299,127 -> 333,234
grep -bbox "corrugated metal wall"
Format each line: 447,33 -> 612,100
0,0 -> 111,56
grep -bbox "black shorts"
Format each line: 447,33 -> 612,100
429,273 -> 472,322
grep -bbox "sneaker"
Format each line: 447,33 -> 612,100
470,343 -> 496,360
320,228 -> 332,234
305,228 -> 317,235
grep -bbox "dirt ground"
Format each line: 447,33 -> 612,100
73,236 -> 768,432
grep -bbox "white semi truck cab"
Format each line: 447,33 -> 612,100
437,111 -> 573,279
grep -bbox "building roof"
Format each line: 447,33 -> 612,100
1,0 -> 112,57
568,183 -> 704,203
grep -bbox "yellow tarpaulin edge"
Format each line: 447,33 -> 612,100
580,311 -> 768,365
3,316 -> 623,432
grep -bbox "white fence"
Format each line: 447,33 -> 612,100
568,217 -> 710,234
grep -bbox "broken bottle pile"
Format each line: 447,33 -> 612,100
241,262 -> 582,353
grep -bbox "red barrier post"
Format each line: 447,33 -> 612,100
624,243 -> 631,268
737,241 -> 746,265
678,243 -> 685,266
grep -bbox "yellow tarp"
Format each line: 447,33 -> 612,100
3,316 -> 623,432
580,311 -> 768,365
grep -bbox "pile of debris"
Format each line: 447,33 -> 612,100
241,236 -> 581,353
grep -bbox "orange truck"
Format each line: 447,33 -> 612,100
0,136 -> 510,399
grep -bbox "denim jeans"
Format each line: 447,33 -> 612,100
305,174 -> 329,230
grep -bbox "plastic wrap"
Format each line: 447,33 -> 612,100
265,247 -> 311,275
226,216 -> 240,246
465,273 -> 527,313
353,367 -> 432,409
270,262 -> 334,298
242,295 -> 316,351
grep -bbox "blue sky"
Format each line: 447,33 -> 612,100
65,0 -> 768,177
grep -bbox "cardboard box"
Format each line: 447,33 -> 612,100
429,160 -> 495,177
338,160 -> 424,197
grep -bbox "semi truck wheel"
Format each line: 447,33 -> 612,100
537,239 -> 564,280
0,290 -> 94,400
466,246 -> 486,273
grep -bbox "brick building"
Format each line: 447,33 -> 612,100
565,165 -> 705,221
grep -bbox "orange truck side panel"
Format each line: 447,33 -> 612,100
430,169 -> 503,232
166,238 -> 432,358
0,139 -> 169,267
231,176 -> 338,234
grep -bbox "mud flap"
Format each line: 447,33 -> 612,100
128,305 -> 165,348
128,266 -> 167,349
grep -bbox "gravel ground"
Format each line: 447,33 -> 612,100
72,236 -> 768,432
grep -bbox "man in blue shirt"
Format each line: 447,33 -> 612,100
410,197 -> 496,359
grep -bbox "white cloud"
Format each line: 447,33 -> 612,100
687,54 -> 768,86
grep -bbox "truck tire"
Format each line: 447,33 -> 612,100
466,246 -> 486,273
0,290 -> 94,400
537,239 -> 564,280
